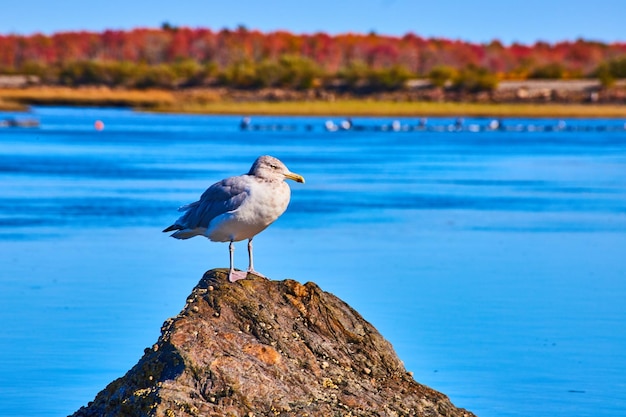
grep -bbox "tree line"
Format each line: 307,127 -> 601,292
1,26 -> 626,92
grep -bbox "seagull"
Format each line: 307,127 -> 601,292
163,155 -> 305,282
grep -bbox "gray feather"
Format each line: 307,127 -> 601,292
168,176 -> 250,231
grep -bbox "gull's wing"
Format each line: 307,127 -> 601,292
170,175 -> 250,230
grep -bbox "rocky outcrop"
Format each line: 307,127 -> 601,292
71,269 -> 475,417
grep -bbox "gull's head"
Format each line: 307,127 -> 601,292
249,155 -> 305,183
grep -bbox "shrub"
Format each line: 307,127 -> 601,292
337,62 -> 411,92
254,59 -> 284,88
428,65 -> 457,88
58,61 -> 104,86
594,56 -> 626,81
609,56 -> 626,77
595,63 -> 616,88
452,66 -> 498,92
529,63 -> 565,79
102,61 -> 138,87
218,60 -> 259,89
19,60 -> 58,83
337,61 -> 370,89
367,65 -> 412,91
276,55 -> 321,90
134,64 -> 178,89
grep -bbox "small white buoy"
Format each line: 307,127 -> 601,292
324,120 -> 338,132
488,119 -> 500,130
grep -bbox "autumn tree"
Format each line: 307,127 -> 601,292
1,28 -> 625,90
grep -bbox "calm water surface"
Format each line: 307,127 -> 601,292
1,107 -> 625,417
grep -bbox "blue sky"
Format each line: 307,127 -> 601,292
1,0 -> 624,45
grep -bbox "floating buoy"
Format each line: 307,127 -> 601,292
339,119 -> 353,130
94,120 -> 104,131
488,119 -> 500,130
324,120 -> 338,132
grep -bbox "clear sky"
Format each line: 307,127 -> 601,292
1,0 -> 624,45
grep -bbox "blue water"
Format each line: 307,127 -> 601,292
1,106 -> 625,417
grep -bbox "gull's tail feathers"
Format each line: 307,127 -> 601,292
162,224 -> 180,233
163,225 -> 205,240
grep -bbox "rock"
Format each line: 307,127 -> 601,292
71,269 -> 475,417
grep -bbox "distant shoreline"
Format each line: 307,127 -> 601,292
2,86 -> 626,118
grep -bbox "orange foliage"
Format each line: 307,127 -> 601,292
1,28 -> 625,78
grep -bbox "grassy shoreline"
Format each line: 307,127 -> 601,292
154,100 -> 626,118
1,87 -> 625,118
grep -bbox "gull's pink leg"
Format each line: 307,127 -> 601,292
228,241 -> 247,282
247,238 -> 266,278
247,238 -> 255,272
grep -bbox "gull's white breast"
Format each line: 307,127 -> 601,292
204,180 -> 291,242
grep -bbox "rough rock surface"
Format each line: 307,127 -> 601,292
71,269 -> 475,417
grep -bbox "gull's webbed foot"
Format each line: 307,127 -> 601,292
228,270 -> 249,283
247,269 -> 268,279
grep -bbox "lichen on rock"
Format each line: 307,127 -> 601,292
71,269 -> 475,417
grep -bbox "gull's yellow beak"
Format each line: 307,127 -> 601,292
285,172 -> 305,184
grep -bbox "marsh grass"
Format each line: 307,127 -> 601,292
0,98 -> 26,111
0,87 -> 175,108
2,87 -> 625,118
155,99 -> 626,118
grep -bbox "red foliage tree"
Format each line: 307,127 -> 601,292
1,27 -> 625,82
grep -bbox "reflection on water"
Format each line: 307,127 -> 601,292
1,107 -> 625,417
